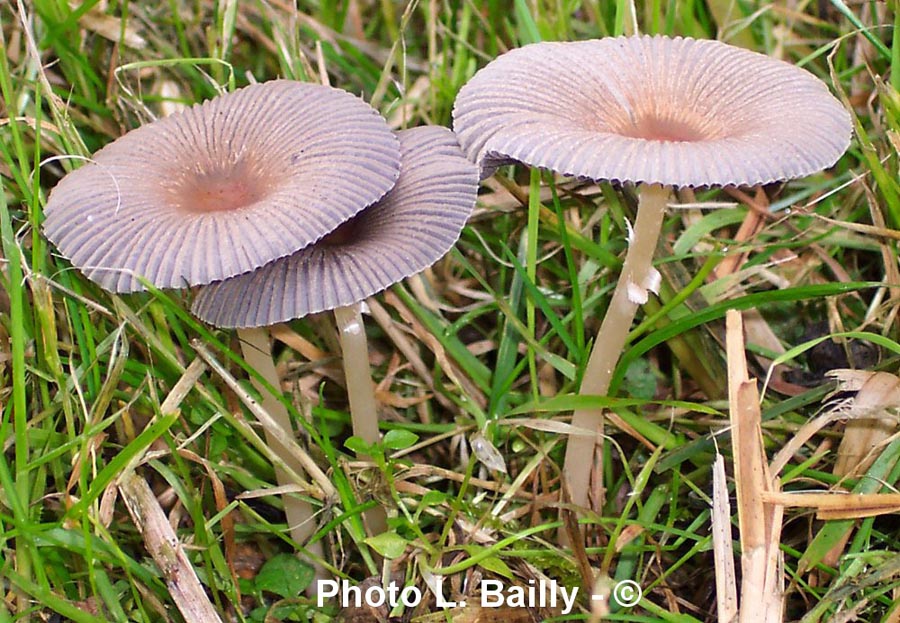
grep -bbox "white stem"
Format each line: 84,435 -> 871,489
562,183 -> 670,510
333,305 -> 381,446
238,328 -> 325,567
333,303 -> 387,535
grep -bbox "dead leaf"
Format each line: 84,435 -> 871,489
828,370 -> 900,477
73,3 -> 146,48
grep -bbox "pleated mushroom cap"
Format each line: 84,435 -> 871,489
191,126 -> 479,328
43,80 -> 401,293
453,35 -> 852,187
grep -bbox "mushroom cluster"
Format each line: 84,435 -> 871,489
452,34 -> 852,510
44,80 -> 402,293
191,125 -> 478,328
45,79 -> 478,441
44,80 -> 479,539
191,124 -> 479,446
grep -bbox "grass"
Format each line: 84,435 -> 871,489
1,0 -> 899,621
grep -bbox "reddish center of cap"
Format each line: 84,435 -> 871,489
619,115 -> 709,143
171,160 -> 272,214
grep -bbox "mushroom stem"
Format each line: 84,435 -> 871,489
333,303 -> 388,536
237,328 -> 324,559
563,183 -> 670,510
333,304 -> 381,445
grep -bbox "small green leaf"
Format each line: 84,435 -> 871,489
382,429 -> 419,450
344,436 -> 372,455
463,545 -> 513,579
255,553 -> 315,598
421,490 -> 447,507
365,531 -> 409,559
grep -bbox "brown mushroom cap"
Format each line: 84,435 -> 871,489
453,35 -> 852,186
43,80 -> 401,293
191,126 -> 479,327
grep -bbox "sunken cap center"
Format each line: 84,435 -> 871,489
617,114 -> 711,142
170,158 -> 276,214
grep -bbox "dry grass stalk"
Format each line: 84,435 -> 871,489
238,328 -> 327,567
192,340 -> 335,497
760,491 -> 900,518
726,309 -> 785,623
116,357 -> 206,470
118,472 -> 224,623
384,289 -> 487,408
367,297 -> 456,412
713,188 -> 767,280
712,453 -> 739,623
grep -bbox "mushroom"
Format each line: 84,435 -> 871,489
452,35 -> 852,509
44,79 -> 401,292
42,79 -> 402,551
191,125 -> 479,520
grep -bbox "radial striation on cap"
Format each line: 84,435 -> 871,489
43,80 -> 402,293
452,35 -> 852,187
191,126 -> 479,328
